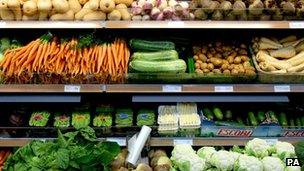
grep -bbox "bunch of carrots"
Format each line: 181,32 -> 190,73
0,33 -> 130,84
0,149 -> 10,171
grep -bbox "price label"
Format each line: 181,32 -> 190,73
0,21 -> 6,28
214,85 -> 234,92
173,138 -> 193,145
274,85 -> 290,92
162,85 -> 182,92
64,85 -> 81,92
289,22 -> 304,28
265,139 -> 278,145
100,21 -> 106,28
107,137 -> 126,146
167,21 -> 185,27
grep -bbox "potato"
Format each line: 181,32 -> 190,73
207,53 -> 213,59
238,49 -> 248,55
83,11 -> 106,20
196,68 -> 203,74
7,0 -> 22,20
75,2 -> 93,20
0,0 -> 15,20
69,0 -> 82,13
100,0 -> 115,13
200,63 -> 208,69
231,69 -> 239,75
207,63 -> 214,70
221,63 -> 229,70
113,0 -> 133,6
240,55 -> 249,62
23,0 -> 37,16
222,59 -> 229,65
196,60 -> 203,64
210,57 -> 222,66
234,56 -> 241,64
227,56 -> 234,64
214,53 -> 222,58
243,61 -> 251,68
116,4 -> 130,20
203,69 -> 210,73
195,63 -> 200,69
223,69 -> 231,75
213,69 -> 221,74
193,55 -> 199,61
37,0 -> 52,20
52,0 -> 69,13
245,69 -> 256,75
50,10 -> 74,20
201,47 -> 207,54
198,54 -> 207,62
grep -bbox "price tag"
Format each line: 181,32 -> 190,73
168,21 -> 185,27
64,85 -> 81,92
274,85 -> 290,92
162,85 -> 182,92
0,21 -> 6,28
289,22 -> 304,28
107,137 -> 126,146
265,139 -> 278,145
100,21 -> 106,28
214,85 -> 234,92
173,138 -> 193,145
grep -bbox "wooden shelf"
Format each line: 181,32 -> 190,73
0,21 -> 302,29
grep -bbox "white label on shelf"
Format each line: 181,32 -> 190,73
274,85 -> 290,92
289,22 -> 304,28
0,21 -> 6,28
100,21 -> 106,28
64,85 -> 81,92
107,137 -> 126,146
214,85 -> 234,92
162,85 -> 182,92
168,21 -> 184,27
265,139 -> 278,145
173,138 -> 193,145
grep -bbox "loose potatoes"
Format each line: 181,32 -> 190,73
83,11 -> 106,20
107,9 -> 121,20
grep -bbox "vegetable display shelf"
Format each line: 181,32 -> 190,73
0,21 -> 301,29
0,137 -> 302,147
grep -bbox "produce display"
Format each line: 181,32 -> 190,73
253,35 -> 304,73
53,112 -> 70,127
29,111 -> 50,127
0,33 -> 130,84
192,42 -> 256,76
3,127 -> 120,170
0,0 -> 133,21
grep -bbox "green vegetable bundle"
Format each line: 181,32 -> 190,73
54,113 -> 70,128
3,127 -> 120,171
136,109 -> 155,126
29,111 -> 50,127
72,112 -> 90,129
115,108 -> 133,127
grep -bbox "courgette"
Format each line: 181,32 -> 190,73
278,112 -> 288,127
129,59 -> 187,73
215,121 -> 245,127
213,107 -> 223,120
296,118 -> 302,128
257,111 -> 265,122
131,50 -> 179,61
203,108 -> 214,120
188,58 -> 195,73
248,112 -> 258,126
129,39 -> 175,52
225,110 -> 233,120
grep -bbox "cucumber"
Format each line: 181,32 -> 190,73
131,50 -> 179,61
215,121 -> 245,127
188,58 -> 195,73
129,59 -> 187,73
248,112 -> 258,126
268,111 -> 277,121
236,117 -> 244,125
225,110 -> 233,120
296,118 -> 302,128
213,107 -> 223,120
203,108 -> 214,120
129,39 -> 175,52
278,112 -> 288,126
290,119 -> 295,127
257,111 -> 265,122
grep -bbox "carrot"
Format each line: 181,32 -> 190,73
0,150 -> 6,161
107,44 -> 114,75
111,43 -> 118,71
0,151 -> 10,164
19,40 -> 40,69
32,44 -> 44,71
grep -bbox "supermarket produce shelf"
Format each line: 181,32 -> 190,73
0,84 -> 303,93
0,137 -> 302,147
0,21 -> 303,29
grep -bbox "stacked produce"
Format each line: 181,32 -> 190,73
0,0 -> 133,21
3,127 -> 121,170
0,149 -> 10,170
0,33 -> 130,84
53,112 -> 70,127
170,138 -> 302,171
158,105 -> 178,135
129,39 -> 187,73
192,42 -> 256,76
130,0 -> 193,20
253,35 -> 304,73
29,111 -> 50,127
191,0 -> 304,20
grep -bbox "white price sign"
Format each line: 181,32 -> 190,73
265,139 -> 278,145
167,21 -> 185,27
274,85 -> 291,92
107,137 -> 126,146
0,21 -> 6,28
64,85 -> 81,92
289,22 -> 304,28
162,85 -> 182,92
214,85 -> 234,92
173,138 -> 193,145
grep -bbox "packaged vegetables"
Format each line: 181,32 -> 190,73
115,108 -> 133,126
53,113 -> 70,127
72,111 -> 90,129
137,109 -> 155,126
93,106 -> 113,127
29,111 -> 50,127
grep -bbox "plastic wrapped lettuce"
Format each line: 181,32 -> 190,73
72,111 -> 90,129
115,108 -> 133,127
93,106 -> 113,127
29,111 -> 50,127
136,109 -> 155,126
54,113 -> 70,128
